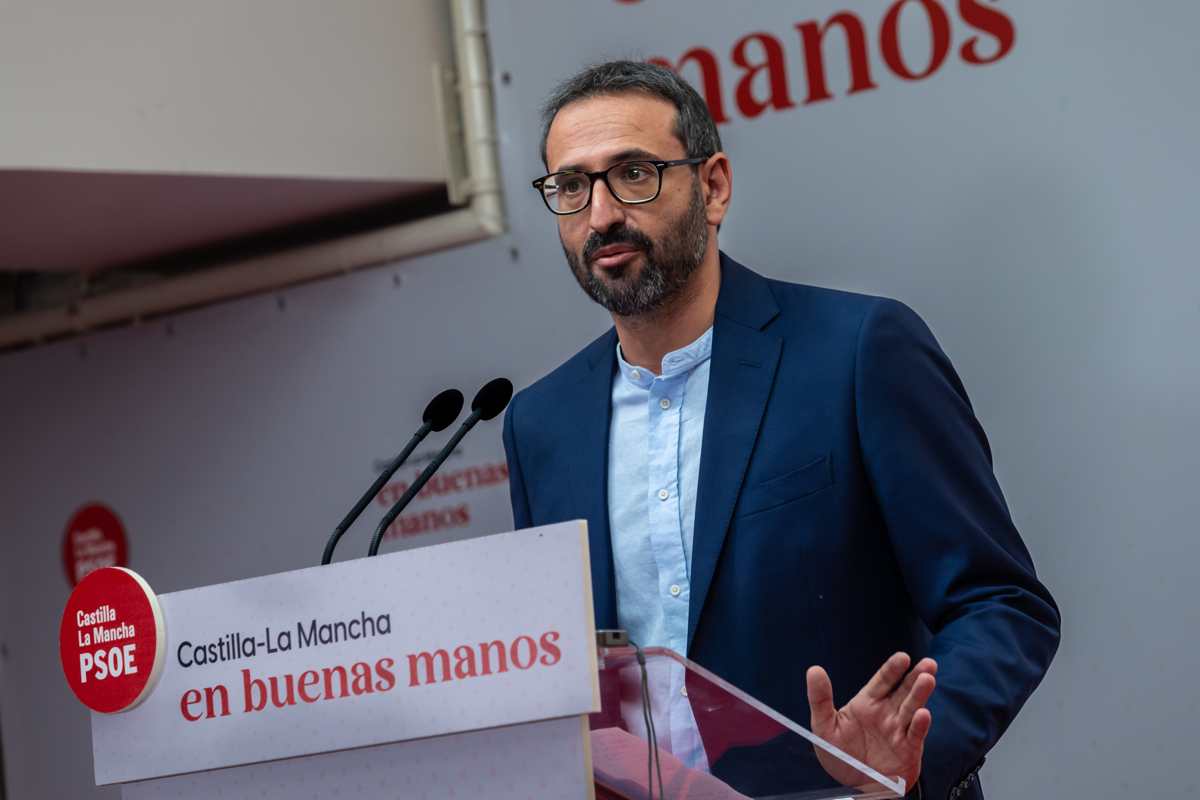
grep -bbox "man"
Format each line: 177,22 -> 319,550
502,61 -> 1059,800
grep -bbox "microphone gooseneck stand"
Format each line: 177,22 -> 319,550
629,638 -> 667,800
367,378 -> 513,557
320,389 -> 464,565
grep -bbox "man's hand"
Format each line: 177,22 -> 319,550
806,652 -> 936,791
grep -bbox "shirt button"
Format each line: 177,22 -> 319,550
681,686 -> 689,698
669,584 -> 681,597
659,398 -> 671,410
657,488 -> 669,501
630,369 -> 640,380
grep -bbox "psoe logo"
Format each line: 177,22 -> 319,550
59,566 -> 166,713
62,502 -> 129,586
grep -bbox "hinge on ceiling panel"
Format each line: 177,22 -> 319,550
433,62 -> 472,206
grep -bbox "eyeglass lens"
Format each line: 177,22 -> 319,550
542,161 -> 660,213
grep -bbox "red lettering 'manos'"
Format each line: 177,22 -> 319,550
407,631 -> 563,686
649,0 -> 1016,122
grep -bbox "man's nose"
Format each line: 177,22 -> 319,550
588,178 -> 626,234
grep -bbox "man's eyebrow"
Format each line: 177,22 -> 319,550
553,148 -> 663,174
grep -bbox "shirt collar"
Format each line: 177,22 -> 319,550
616,326 -> 714,388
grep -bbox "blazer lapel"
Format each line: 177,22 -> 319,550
688,255 -> 782,651
570,328 -> 619,629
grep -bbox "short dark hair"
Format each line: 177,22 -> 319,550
539,60 -> 723,167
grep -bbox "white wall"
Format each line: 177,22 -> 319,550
1,1 -> 1197,797
0,0 -> 453,179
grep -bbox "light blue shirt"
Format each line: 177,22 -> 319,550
607,327 -> 713,655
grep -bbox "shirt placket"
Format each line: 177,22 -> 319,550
646,373 -> 690,655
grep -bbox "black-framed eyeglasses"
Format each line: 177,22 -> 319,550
531,157 -> 707,215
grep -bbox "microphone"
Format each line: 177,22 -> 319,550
320,388 -> 464,565
367,378 -> 513,557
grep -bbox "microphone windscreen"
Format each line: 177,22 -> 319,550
423,389 -> 465,431
471,378 -> 514,421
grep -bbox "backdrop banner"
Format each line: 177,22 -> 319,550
1,1 -> 1197,798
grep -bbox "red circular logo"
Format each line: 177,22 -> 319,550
59,567 -> 165,713
62,503 -> 129,586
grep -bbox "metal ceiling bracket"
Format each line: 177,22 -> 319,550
0,0 -> 506,352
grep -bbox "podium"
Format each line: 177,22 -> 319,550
67,522 -> 905,799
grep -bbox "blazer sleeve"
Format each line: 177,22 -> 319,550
502,391 -> 533,530
854,298 -> 1061,800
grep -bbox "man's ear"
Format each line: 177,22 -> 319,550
701,152 -> 732,228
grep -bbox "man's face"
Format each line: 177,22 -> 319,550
543,93 -> 709,317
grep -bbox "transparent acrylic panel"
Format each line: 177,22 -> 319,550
591,647 -> 905,800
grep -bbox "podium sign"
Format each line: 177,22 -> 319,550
89,522 -> 599,786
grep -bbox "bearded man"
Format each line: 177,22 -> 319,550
502,60 -> 1059,800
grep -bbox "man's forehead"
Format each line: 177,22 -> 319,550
545,93 -> 681,171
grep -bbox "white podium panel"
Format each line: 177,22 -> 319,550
123,715 -> 591,800
91,522 -> 599,786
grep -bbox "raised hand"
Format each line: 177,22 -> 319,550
805,652 -> 936,791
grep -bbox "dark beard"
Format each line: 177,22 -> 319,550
561,182 -> 709,317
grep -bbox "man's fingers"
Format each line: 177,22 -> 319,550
896,672 -> 936,729
806,665 -> 837,733
862,652 -> 911,700
892,657 -> 938,709
907,707 -> 933,746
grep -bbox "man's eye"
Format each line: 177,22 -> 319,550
620,164 -> 650,182
559,176 -> 586,195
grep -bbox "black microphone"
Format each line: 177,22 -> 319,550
320,388 -> 464,565
367,378 -> 513,557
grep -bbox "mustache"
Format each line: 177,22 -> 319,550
582,226 -> 653,263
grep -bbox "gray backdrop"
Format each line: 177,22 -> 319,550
1,1 -> 1197,796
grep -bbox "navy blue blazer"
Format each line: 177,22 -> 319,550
503,253 -> 1060,799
